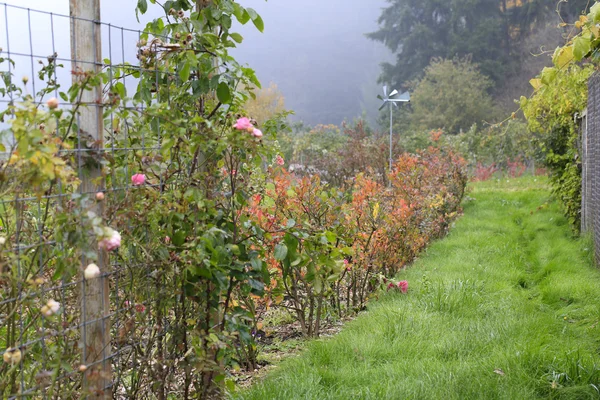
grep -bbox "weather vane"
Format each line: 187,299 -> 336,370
378,86 -> 410,173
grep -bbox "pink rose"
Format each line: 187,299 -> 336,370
398,280 -> 408,294
233,117 -> 253,131
131,174 -> 146,186
98,228 -> 121,251
276,155 -> 285,166
46,97 -> 59,109
252,129 -> 263,138
95,192 -> 105,201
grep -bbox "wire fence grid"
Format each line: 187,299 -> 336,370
0,2 -> 180,398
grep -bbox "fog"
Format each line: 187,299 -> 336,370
1,0 -> 390,127
232,0 -> 390,126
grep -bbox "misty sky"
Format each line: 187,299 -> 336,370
0,0 -> 391,127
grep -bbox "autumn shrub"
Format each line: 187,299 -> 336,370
251,147 -> 467,337
286,121 -> 390,187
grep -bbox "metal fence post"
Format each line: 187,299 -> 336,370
581,108 -> 589,233
69,0 -> 112,397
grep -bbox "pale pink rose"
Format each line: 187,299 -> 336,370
131,174 -> 146,186
252,129 -> 263,138
95,192 -> 105,201
98,228 -> 121,251
233,117 -> 253,131
46,97 -> 59,109
276,155 -> 285,166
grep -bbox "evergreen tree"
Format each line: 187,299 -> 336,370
368,0 -> 590,89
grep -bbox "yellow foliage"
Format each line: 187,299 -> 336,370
244,82 -> 285,126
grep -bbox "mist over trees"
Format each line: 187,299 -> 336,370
368,0 -> 590,113
232,0 -> 390,127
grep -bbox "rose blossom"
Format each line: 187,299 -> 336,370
233,117 -> 253,131
46,97 -> 59,109
41,299 -> 60,317
84,263 -> 101,280
398,280 -> 408,294
251,129 -> 263,138
131,173 -> 146,186
98,228 -> 121,251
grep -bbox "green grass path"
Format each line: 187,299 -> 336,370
236,177 -> 600,399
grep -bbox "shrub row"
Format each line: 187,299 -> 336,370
248,147 -> 467,338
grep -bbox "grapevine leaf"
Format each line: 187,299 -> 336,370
573,36 -> 591,61
553,46 -> 574,69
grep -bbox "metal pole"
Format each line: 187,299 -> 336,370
69,0 -> 112,397
389,101 -> 393,173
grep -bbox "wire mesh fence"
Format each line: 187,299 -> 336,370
0,2 -> 179,397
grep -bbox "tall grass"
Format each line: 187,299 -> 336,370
234,176 -> 600,399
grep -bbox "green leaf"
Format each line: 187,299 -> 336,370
519,96 -> 528,109
137,0 -> 148,13
529,78 -> 542,90
540,67 -> 557,85
250,257 -> 262,271
114,82 -> 127,98
230,33 -> 243,44
179,62 -> 191,82
246,7 -> 259,20
573,36 -> 592,61
248,278 -> 264,293
552,46 -> 574,69
274,243 -> 288,261
173,230 -> 186,246
314,277 -> 322,294
590,2 -> 600,23
234,8 -> 250,25
216,82 -> 232,104
252,15 -> 264,33
246,8 -> 264,32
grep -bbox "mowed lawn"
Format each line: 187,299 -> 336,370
234,177 -> 600,399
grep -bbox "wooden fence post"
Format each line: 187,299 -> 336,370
69,0 -> 112,397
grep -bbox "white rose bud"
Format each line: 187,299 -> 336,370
41,299 -> 60,317
0,236 -> 6,245
84,263 -> 101,280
